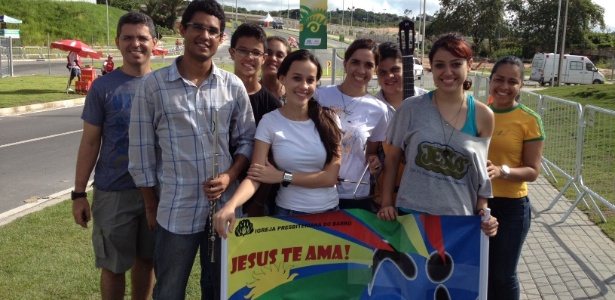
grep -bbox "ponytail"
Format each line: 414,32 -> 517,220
307,99 -> 341,164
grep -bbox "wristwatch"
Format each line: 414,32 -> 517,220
500,165 -> 511,179
282,171 -> 293,187
71,190 -> 88,200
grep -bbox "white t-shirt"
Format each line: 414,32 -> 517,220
314,85 -> 389,198
255,109 -> 339,213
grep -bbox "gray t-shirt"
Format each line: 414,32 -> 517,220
386,91 -> 492,215
81,69 -> 141,191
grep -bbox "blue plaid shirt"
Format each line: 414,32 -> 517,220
128,57 -> 256,234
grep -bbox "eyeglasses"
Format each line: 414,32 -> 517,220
233,48 -> 265,58
266,50 -> 286,59
185,22 -> 221,38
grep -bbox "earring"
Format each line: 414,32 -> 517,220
463,79 -> 472,90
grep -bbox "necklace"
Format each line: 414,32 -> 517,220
434,92 -> 465,157
338,85 -> 363,116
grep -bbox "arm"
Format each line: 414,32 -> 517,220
475,101 -> 495,138
128,76 -> 158,188
493,140 -> 544,182
213,139 -> 270,238
72,122 -> 102,228
202,154 -> 250,200
366,141 -> 383,175
140,187 -> 159,230
377,144 -> 403,221
247,144 -> 342,188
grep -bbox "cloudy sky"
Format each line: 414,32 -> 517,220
226,0 -> 615,30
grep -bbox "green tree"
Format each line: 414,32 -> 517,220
428,0 -> 506,56
97,0 -> 140,11
506,0 -> 604,57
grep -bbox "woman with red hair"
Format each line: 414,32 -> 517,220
377,33 -> 498,237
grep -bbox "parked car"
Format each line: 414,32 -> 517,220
413,57 -> 423,80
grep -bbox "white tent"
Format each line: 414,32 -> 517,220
259,13 -> 274,22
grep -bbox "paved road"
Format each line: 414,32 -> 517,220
0,106 -> 84,214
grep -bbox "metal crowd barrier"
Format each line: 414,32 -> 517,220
472,73 -> 490,103
560,105 -> 615,222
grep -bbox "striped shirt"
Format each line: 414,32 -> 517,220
128,57 -> 256,234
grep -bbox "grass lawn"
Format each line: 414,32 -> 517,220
0,195 -> 203,299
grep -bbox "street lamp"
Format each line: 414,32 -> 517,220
341,0 -> 345,28
349,6 -> 355,30
106,0 -> 110,55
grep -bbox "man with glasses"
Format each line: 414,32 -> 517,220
230,23 -> 282,125
128,1 -> 256,298
72,11 -> 157,299
228,23 -> 282,217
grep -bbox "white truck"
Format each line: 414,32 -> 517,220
529,53 -> 605,86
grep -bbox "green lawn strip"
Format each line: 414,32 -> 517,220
0,198 -> 202,299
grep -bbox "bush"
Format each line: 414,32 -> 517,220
339,34 -> 345,42
491,47 -> 524,59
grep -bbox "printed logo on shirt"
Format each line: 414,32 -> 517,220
415,142 -> 470,180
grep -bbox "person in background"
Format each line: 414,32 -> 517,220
261,36 -> 291,100
128,1 -> 256,298
314,38 -> 388,212
486,56 -> 545,300
214,49 -> 342,238
229,23 -> 282,217
71,11 -> 158,300
373,41 -> 428,207
102,55 -> 114,75
377,33 -> 498,238
66,51 -> 81,93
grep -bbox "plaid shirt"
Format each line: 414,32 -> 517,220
128,57 -> 256,234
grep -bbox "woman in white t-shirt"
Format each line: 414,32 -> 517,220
215,50 -> 342,238
314,38 -> 389,212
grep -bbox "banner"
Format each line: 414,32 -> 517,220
222,209 -> 486,299
299,0 -> 327,49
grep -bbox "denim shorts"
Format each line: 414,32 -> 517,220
91,187 -> 154,274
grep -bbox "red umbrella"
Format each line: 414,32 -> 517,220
50,39 -> 103,59
152,46 -> 168,56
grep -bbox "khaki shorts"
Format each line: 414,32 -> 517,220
91,187 -> 154,274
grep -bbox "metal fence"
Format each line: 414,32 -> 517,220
0,37 -> 18,77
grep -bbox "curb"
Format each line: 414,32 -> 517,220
0,97 -> 86,117
0,183 -> 93,227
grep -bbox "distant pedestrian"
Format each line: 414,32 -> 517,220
66,51 -> 81,93
102,55 -> 114,75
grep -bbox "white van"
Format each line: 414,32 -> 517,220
530,53 -> 605,86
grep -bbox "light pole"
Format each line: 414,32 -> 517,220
551,0 -> 562,86
349,6 -> 355,31
106,0 -> 110,55
556,0 -> 569,87
341,0 -> 345,29
235,0 -> 238,22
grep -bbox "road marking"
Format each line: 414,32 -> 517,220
0,129 -> 83,149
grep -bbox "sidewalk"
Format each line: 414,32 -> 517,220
520,175 -> 615,299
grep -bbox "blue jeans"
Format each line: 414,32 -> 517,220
275,205 -> 339,216
488,196 -> 531,300
153,223 -> 219,300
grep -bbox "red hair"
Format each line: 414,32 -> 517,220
428,33 -> 473,63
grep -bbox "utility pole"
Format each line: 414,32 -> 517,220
551,0 -> 562,86
556,0 -> 569,87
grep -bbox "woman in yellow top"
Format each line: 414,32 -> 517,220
486,56 -> 545,300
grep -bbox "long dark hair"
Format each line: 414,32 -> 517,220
277,50 -> 342,164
